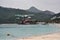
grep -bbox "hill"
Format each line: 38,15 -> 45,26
0,6 -> 55,23
50,13 -> 60,23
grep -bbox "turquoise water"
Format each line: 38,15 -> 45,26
0,24 -> 60,40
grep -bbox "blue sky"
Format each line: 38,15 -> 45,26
0,0 -> 60,13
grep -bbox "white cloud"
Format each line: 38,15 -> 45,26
0,0 -> 60,13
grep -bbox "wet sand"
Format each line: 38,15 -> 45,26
16,32 -> 60,40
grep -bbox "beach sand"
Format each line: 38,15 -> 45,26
16,32 -> 60,40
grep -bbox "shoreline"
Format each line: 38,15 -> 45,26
0,23 -> 60,40
17,32 -> 60,40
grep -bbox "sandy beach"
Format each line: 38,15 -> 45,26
16,32 -> 60,40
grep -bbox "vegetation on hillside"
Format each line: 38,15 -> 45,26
0,6 -> 58,24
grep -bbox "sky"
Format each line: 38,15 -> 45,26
0,0 -> 60,13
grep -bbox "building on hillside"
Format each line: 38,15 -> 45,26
15,14 -> 38,24
49,16 -> 60,23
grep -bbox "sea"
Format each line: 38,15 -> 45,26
0,23 -> 60,40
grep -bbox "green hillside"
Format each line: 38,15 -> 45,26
0,6 -> 54,23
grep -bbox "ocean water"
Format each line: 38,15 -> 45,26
0,24 -> 60,40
